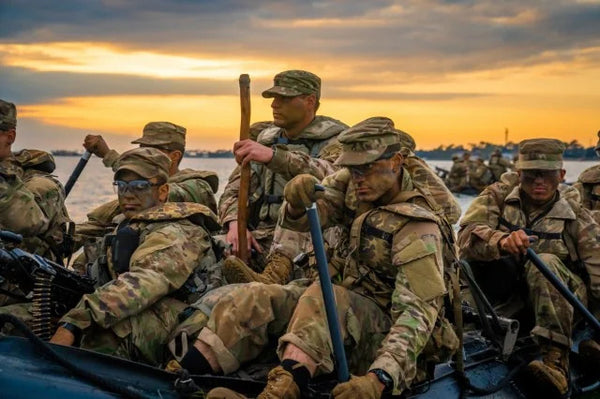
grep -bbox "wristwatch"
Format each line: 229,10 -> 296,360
369,368 -> 393,393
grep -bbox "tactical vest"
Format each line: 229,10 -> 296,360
88,202 -> 222,303
250,116 -> 347,226
489,173 -> 582,269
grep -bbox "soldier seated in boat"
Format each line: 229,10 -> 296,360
573,130 -> 600,223
49,147 -> 222,367
0,99 -> 72,308
457,138 -> 600,397
172,117 -> 459,399
488,148 -> 513,181
72,121 -> 219,273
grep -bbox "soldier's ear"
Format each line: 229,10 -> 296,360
7,128 -> 15,145
391,152 -> 404,171
158,183 -> 169,202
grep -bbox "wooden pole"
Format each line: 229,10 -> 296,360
237,74 -> 251,263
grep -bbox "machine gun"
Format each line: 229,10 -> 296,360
0,230 -> 95,340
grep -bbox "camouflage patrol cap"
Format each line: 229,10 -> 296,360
262,70 -> 321,100
115,147 -> 171,182
335,116 -> 415,166
0,99 -> 17,130
517,138 -> 565,170
131,121 -> 186,152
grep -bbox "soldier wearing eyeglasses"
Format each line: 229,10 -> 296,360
457,138 -> 600,397
48,147 -> 221,366
573,130 -> 600,224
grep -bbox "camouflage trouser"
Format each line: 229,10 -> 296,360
0,302 -> 34,335
196,280 -> 391,377
79,296 -> 187,366
526,253 -> 587,347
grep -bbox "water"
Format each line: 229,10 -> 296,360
52,156 -> 596,223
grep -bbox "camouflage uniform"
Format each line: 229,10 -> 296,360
73,122 -> 218,272
0,100 -> 71,306
468,158 -> 493,192
458,140 -> 600,347
445,152 -> 475,192
196,119 -> 458,396
488,149 -> 512,181
573,131 -> 600,223
219,71 -> 347,269
58,148 -> 222,366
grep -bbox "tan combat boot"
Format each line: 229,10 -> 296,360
206,366 -> 300,399
527,345 -> 569,397
223,254 -> 292,285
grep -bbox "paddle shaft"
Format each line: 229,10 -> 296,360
64,151 -> 91,197
306,186 -> 350,382
526,248 -> 600,334
237,74 -> 251,263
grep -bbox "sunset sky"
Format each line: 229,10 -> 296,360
1,1 -> 599,151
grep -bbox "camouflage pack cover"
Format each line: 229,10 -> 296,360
12,149 -> 56,173
578,164 -> 600,184
169,169 -> 219,193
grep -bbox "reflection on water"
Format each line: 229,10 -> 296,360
51,156 -> 595,223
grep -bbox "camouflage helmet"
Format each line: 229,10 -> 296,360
131,121 -> 186,152
115,147 -> 171,182
516,138 -> 565,170
335,116 -> 414,166
262,70 -> 321,100
0,99 -> 17,130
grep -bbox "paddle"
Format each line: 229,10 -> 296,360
64,151 -> 91,197
526,247 -> 600,335
306,184 -> 350,382
237,74 -> 251,263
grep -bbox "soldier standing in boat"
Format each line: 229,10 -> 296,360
49,147 -> 221,366
573,130 -> 600,223
457,138 -> 600,397
219,70 -> 348,284
175,118 -> 459,399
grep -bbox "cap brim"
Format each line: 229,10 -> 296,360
335,149 -> 384,166
131,137 -> 171,147
261,86 -> 304,98
516,160 -> 563,170
115,164 -> 156,179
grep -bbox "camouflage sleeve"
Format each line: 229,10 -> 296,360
573,208 -> 600,300
218,164 -> 262,226
61,222 -> 213,330
102,149 -> 120,171
169,179 -> 217,213
280,169 -> 350,232
0,175 -> 49,235
266,138 -> 341,181
369,221 -> 445,392
457,187 -> 508,260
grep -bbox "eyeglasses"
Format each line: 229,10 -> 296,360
521,169 -> 560,183
112,180 -> 159,195
348,152 -> 396,178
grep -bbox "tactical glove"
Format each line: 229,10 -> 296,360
283,174 -> 320,211
332,374 -> 382,399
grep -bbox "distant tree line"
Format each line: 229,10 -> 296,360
415,140 -> 598,160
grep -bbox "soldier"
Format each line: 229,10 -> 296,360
457,138 -> 600,397
573,131 -> 600,223
488,148 -> 512,181
219,70 -> 348,283
445,150 -> 473,192
49,147 -> 221,366
176,118 -> 458,399
0,99 -> 71,262
0,100 -> 72,311
468,157 -> 493,192
73,122 -> 218,272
